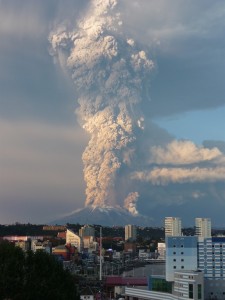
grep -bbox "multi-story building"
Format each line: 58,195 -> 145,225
125,270 -> 204,300
79,225 -> 95,238
166,236 -> 198,282
66,229 -> 83,252
157,242 -> 166,260
125,217 -> 225,300
198,237 -> 225,299
195,218 -> 211,238
173,270 -> 204,299
125,224 -> 137,241
165,217 -> 182,237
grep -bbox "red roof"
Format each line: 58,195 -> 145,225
105,276 -> 147,286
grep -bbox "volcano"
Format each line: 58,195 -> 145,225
51,206 -> 152,226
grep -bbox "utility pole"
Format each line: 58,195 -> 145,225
99,226 -> 102,281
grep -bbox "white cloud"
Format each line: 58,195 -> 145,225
133,166 -> 225,186
132,138 -> 225,186
149,140 -> 222,165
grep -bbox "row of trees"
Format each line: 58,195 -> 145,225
0,241 -> 79,300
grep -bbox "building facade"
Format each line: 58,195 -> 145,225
165,217 -> 182,237
79,225 -> 95,238
198,237 -> 225,299
125,225 -> 137,241
195,218 -> 211,238
173,270 -> 204,299
157,242 -> 166,260
166,236 -> 198,282
66,229 -> 83,252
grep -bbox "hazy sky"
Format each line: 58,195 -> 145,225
1,0 -> 225,226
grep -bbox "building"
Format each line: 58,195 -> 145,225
125,269 -> 204,300
31,240 -> 52,253
79,225 -> 95,238
66,229 -> 83,252
165,217 -> 182,237
15,240 -> 30,252
125,225 -> 137,241
166,236 -> 198,282
173,270 -> 204,299
198,237 -> 225,299
83,236 -> 98,252
124,217 -> 225,300
157,243 -> 166,260
195,218 -> 211,238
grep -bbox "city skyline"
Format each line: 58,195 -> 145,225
1,0 -> 225,225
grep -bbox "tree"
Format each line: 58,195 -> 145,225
0,241 -> 25,299
0,241 -> 79,300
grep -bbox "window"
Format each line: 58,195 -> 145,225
181,266 -> 184,269
181,245 -> 184,248
173,245 -> 176,247
181,259 -> 184,262
189,284 -> 193,299
173,252 -> 176,255
198,284 -> 202,299
173,266 -> 176,269
181,252 -> 184,255
173,259 -> 176,262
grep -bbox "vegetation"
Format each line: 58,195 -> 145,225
0,241 -> 79,300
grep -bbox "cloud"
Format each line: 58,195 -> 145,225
133,166 -> 225,186
203,140 -> 225,154
132,139 -> 225,186
121,0 -> 225,53
149,140 -> 222,165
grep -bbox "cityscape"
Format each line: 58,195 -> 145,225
1,217 -> 225,299
1,0 -> 225,299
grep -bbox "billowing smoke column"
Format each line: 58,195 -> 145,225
50,0 -> 154,212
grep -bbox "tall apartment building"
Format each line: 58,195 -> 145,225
195,217 -> 211,238
165,217 -> 182,237
166,236 -> 198,282
198,237 -> 225,298
125,224 -> 137,241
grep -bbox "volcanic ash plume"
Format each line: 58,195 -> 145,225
49,0 -> 154,209
124,192 -> 139,216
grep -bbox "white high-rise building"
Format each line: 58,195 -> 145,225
195,217 -> 211,238
165,217 -> 182,237
125,224 -> 137,241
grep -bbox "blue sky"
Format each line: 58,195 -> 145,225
154,106 -> 225,145
1,0 -> 225,226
